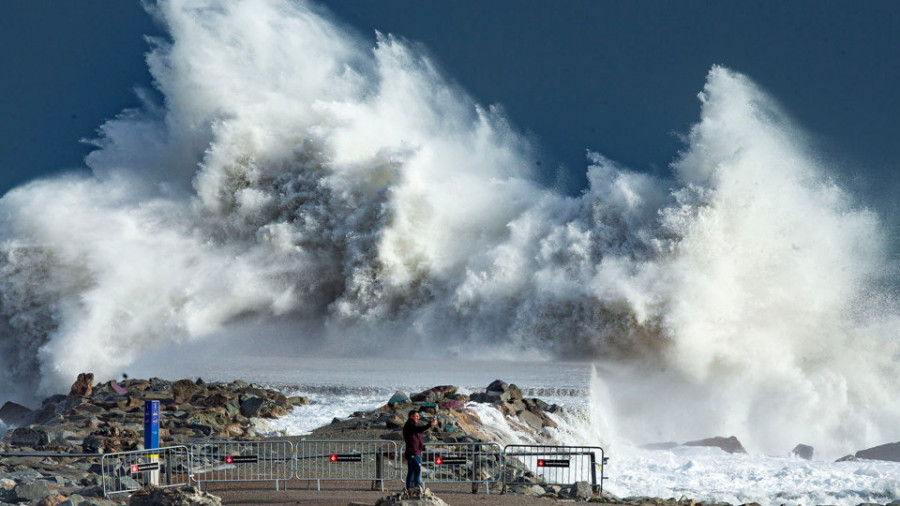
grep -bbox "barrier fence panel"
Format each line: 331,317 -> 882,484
294,440 -> 399,491
502,444 -> 607,495
101,446 -> 190,497
190,440 -> 294,491
402,442 -> 503,494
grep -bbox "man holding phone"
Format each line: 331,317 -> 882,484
403,409 -> 437,495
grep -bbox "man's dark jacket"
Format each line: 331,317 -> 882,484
402,419 -> 430,457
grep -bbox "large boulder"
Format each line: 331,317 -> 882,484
0,401 -> 32,426
855,442 -> 900,462
388,390 -> 410,404
517,410 -> 543,431
683,435 -> 747,454
69,373 -> 94,400
791,444 -> 814,460
9,427 -> 50,447
172,379 -> 200,403
486,379 -> 508,392
239,396 -> 270,417
13,481 -> 52,503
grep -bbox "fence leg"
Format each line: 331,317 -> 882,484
373,453 -> 383,491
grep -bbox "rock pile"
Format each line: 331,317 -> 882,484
128,485 -> 222,506
469,379 -> 560,431
374,487 -> 449,505
1,374 -> 304,506
3,376 -> 307,454
306,380 -> 563,448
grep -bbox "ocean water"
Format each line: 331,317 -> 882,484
130,354 -> 900,506
1,1 -> 899,504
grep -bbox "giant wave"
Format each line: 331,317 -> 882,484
1,0 -> 898,457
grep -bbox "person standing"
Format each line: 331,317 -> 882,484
403,409 -> 437,494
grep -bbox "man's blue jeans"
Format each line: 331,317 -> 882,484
405,454 -> 422,490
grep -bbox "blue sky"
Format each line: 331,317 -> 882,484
1,1 -> 898,206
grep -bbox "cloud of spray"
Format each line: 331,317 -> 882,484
0,0 -> 898,456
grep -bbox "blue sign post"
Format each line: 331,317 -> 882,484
143,400 -> 160,450
144,400 -> 160,485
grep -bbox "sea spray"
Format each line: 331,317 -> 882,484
0,0 -> 898,458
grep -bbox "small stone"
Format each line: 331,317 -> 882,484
569,481 -> 593,501
37,494 -> 67,506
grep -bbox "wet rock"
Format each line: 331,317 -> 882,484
518,410 -> 543,431
791,444 -> 814,460
238,396 -> 270,417
683,436 -> 747,454
288,396 -> 309,406
0,401 -> 32,426
486,379 -> 508,392
855,441 -> 900,462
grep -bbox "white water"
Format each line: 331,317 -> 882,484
239,361 -> 900,506
1,0 -> 899,501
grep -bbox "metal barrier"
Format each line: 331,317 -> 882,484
101,445 -> 190,497
404,442 -> 504,494
502,444 -> 607,495
190,440 -> 294,491
294,439 -> 399,491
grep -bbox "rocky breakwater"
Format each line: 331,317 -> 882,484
304,379 -> 561,446
0,374 -> 306,505
305,380 -> 599,501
